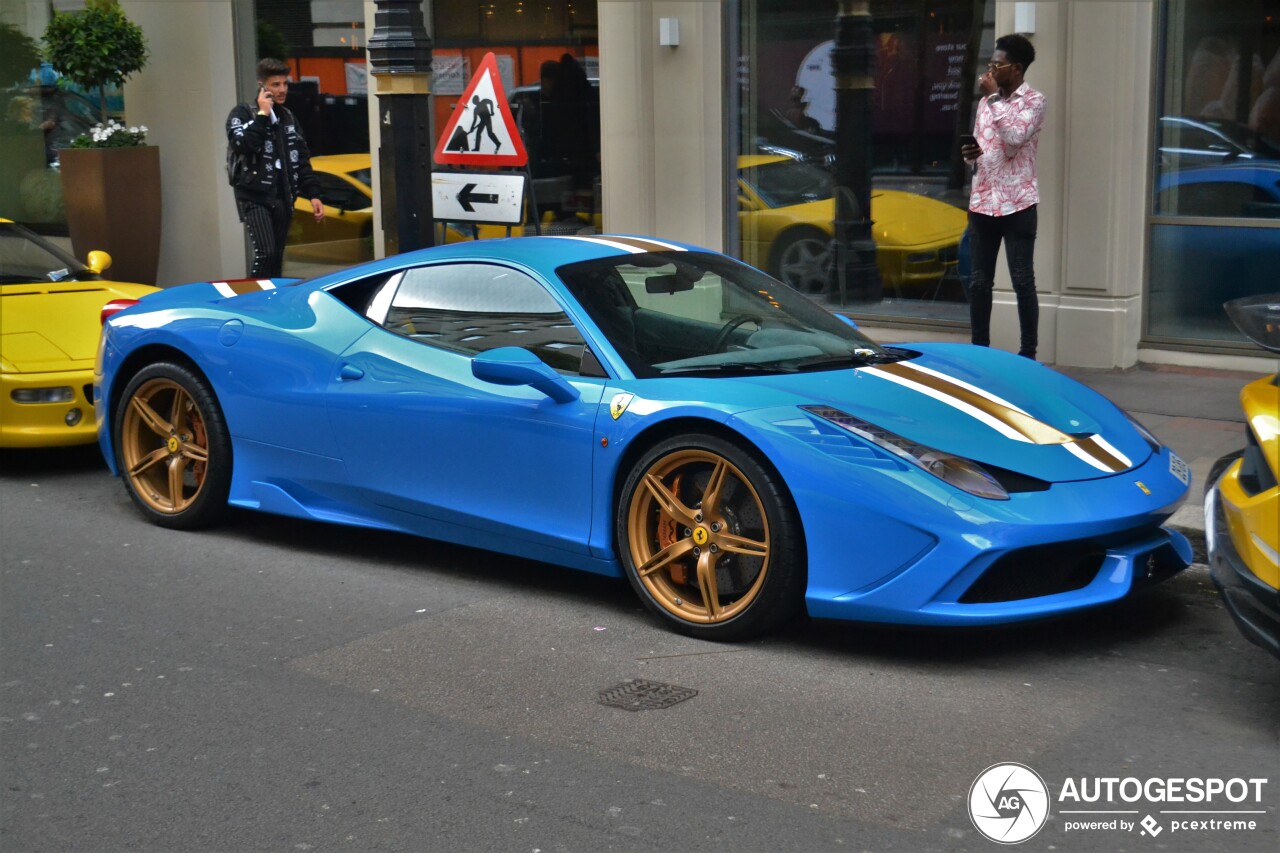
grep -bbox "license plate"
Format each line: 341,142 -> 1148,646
1169,451 -> 1190,486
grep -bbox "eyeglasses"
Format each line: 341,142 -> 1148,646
986,62 -> 1012,71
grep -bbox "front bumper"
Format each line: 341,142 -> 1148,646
0,368 -> 98,448
1205,482 -> 1280,660
792,441 -> 1193,626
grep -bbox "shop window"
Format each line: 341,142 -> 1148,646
1149,0 -> 1280,346
433,2 -> 601,239
730,1 -> 991,322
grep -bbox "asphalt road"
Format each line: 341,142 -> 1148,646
2,445 -> 1277,852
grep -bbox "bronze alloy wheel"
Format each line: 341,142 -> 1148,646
120,376 -> 212,515
625,447 -> 773,626
115,362 -> 231,529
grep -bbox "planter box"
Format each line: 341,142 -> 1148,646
59,145 -> 161,285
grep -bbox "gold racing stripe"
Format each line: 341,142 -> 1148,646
212,279 -> 275,297
587,235 -> 685,253
1068,435 -> 1131,473
873,361 -> 1075,445
867,362 -> 1133,472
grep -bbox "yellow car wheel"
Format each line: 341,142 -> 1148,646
115,362 -> 231,529
770,227 -> 831,294
618,434 -> 804,639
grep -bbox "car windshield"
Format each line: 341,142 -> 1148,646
0,222 -> 93,284
347,167 -> 372,188
741,159 -> 834,208
556,251 -> 898,378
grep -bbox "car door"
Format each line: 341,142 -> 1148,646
325,261 -> 606,557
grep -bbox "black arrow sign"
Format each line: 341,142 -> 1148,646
457,183 -> 499,212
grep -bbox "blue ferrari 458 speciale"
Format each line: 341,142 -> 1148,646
96,235 -> 1193,639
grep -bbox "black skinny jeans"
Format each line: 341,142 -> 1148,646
967,204 -> 1038,359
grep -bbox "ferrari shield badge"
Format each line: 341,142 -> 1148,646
610,393 -> 635,420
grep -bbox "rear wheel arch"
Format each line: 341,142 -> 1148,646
109,344 -> 211,421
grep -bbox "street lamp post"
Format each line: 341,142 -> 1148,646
367,0 -> 434,254
828,0 -> 882,304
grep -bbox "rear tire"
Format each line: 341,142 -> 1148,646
114,362 -> 231,529
617,433 -> 804,640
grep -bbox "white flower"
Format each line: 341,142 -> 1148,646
129,126 -> 138,133
139,125 -> 148,133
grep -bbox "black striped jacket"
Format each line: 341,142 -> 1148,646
225,103 -> 320,205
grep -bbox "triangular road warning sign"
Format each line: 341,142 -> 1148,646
434,52 -> 528,167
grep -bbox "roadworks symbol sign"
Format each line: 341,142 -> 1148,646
434,51 -> 528,167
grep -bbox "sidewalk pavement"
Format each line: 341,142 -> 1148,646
857,324 -> 1275,558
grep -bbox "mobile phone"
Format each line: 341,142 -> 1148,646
960,134 -> 979,149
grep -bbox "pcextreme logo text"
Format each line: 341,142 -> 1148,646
968,764 -> 1271,844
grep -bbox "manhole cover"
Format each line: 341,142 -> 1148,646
598,679 -> 698,711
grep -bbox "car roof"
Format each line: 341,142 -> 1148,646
310,153 -> 370,172
307,234 -> 708,288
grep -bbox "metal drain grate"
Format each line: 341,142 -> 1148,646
598,679 -> 698,711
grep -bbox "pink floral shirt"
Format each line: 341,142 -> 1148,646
968,82 -> 1046,216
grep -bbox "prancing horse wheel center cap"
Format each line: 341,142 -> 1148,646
692,526 -> 710,546
167,436 -> 180,453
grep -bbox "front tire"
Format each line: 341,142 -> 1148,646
617,433 -> 804,640
114,362 -> 231,529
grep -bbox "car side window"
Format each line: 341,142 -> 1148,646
381,263 -> 589,375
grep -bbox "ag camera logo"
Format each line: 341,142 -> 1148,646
969,762 -> 1051,844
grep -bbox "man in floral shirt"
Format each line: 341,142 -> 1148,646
960,34 -> 1045,360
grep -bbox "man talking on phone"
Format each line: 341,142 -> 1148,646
225,58 -> 324,278
959,34 -> 1044,360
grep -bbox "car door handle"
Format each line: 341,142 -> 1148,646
338,363 -> 365,382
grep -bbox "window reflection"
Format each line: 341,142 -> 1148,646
732,1 -> 987,320
1149,0 -> 1280,345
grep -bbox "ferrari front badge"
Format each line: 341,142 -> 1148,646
610,393 -> 635,420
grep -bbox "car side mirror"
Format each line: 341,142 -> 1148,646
472,347 -> 580,403
85,250 -> 112,274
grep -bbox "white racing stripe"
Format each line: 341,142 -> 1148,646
898,361 -> 1030,414
866,366 -> 1032,442
543,235 -> 687,254
1086,433 -> 1132,469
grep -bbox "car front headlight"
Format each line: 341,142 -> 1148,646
802,405 -> 1009,500
1125,412 -> 1163,452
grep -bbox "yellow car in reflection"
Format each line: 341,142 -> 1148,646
1206,294 -> 1280,659
1,218 -> 157,447
737,155 -> 968,294
291,155 -> 484,262
289,154 -> 375,265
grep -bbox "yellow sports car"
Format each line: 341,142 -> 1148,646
0,218 -> 157,447
1206,294 -> 1280,659
737,154 -> 968,295
289,154 -> 375,265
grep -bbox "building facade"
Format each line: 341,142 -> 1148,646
2,1 -> 1275,372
